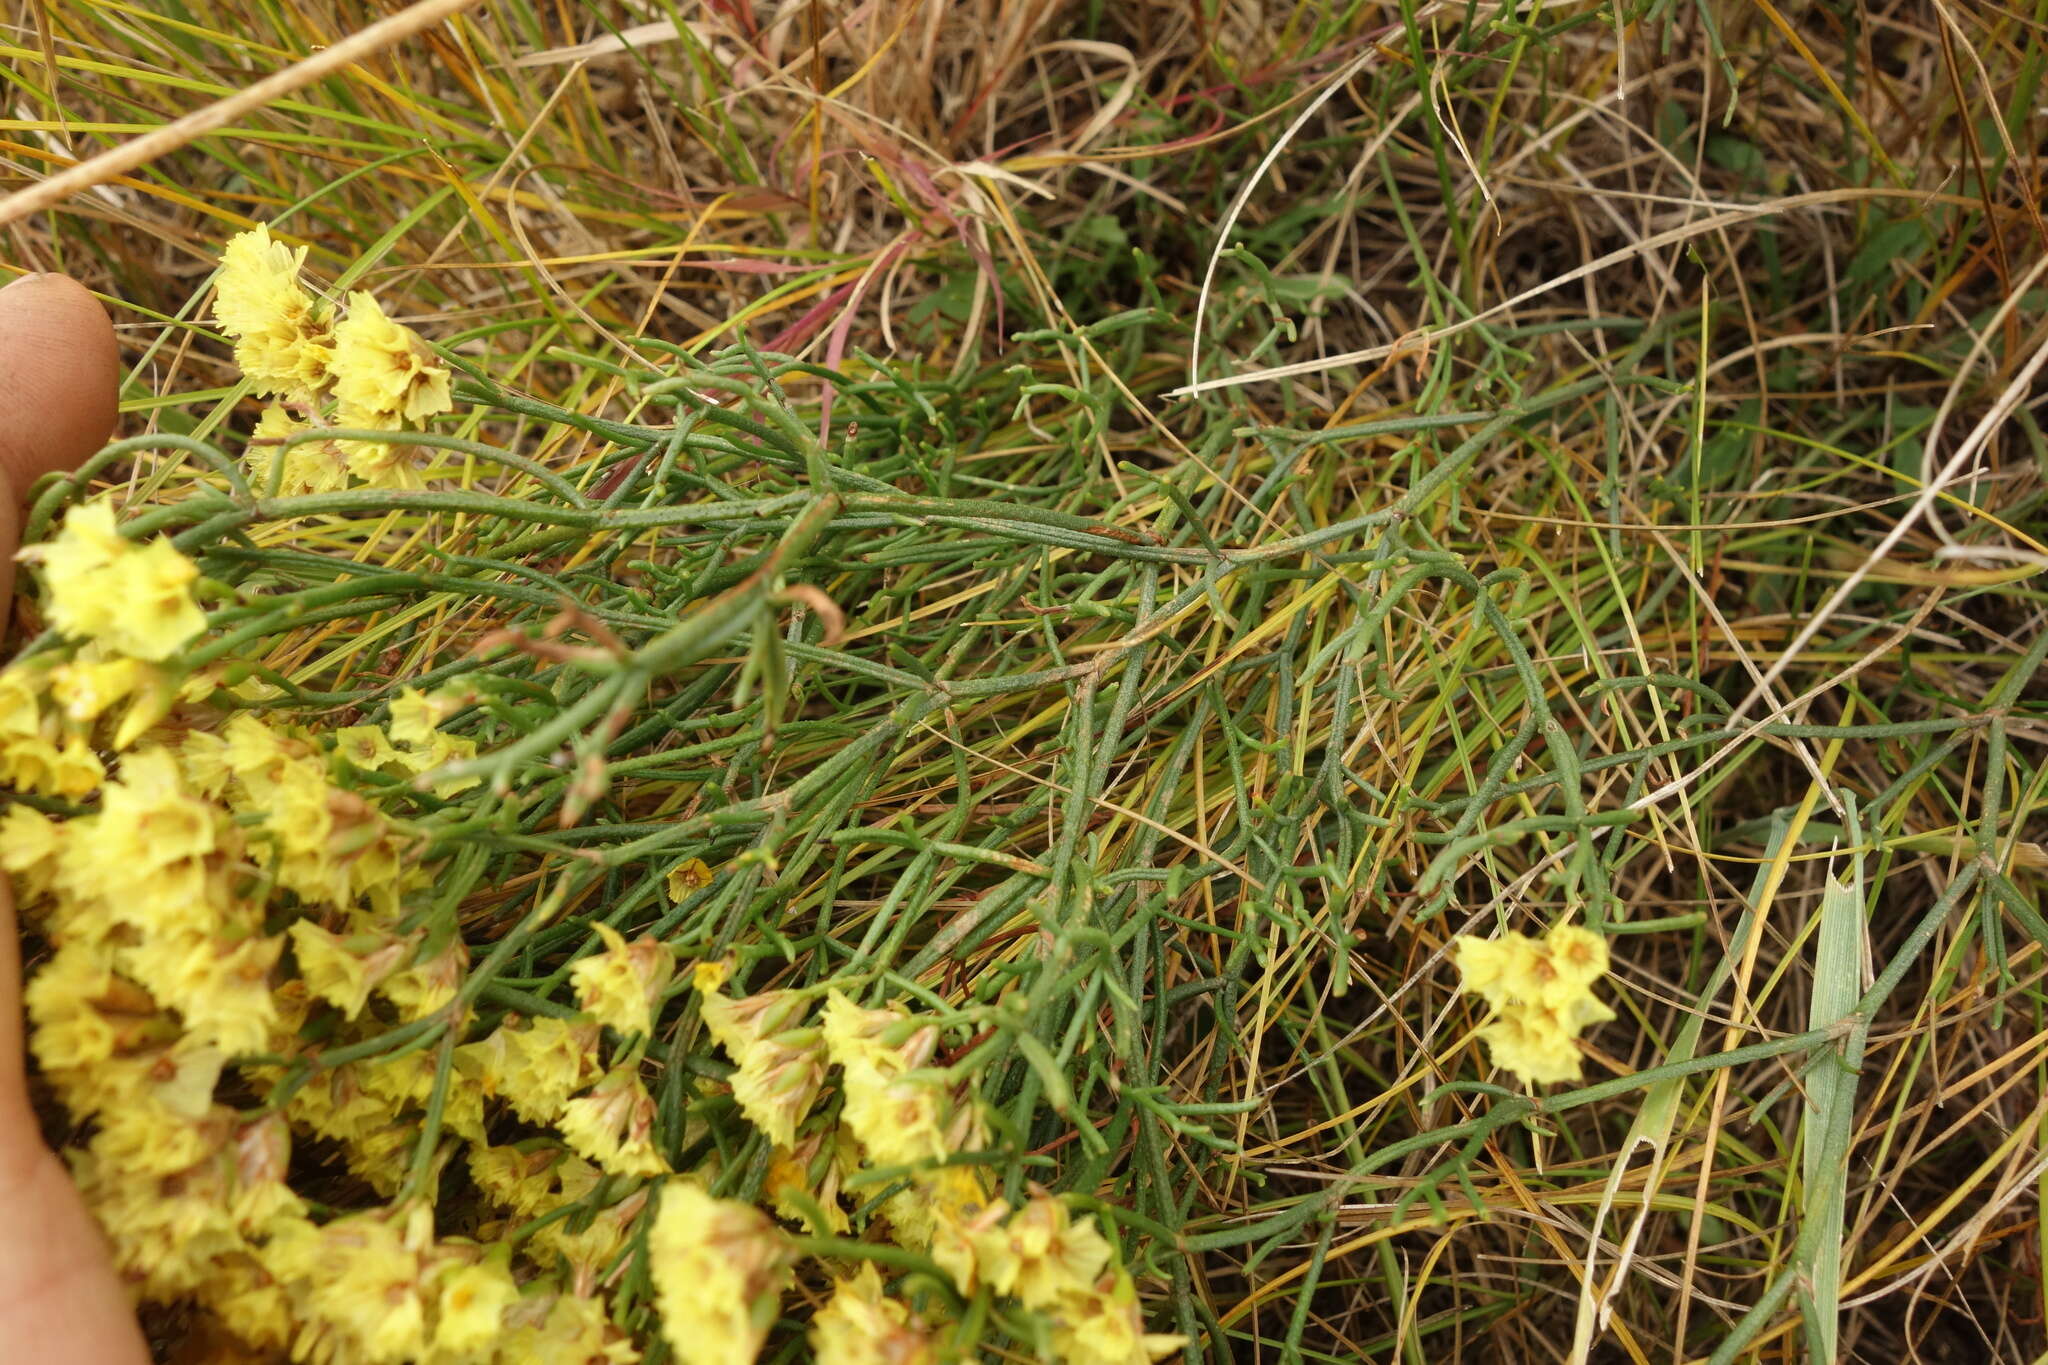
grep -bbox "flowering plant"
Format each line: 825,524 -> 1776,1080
0,227 -> 1194,1365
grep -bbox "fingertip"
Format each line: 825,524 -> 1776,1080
0,273 -> 120,497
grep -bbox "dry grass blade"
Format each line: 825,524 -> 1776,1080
0,0 -> 487,229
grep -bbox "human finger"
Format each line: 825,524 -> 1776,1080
0,271 -> 121,637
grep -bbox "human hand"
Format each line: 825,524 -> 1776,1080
0,271 -> 151,1362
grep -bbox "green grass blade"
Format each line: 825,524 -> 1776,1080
1798,846 -> 1866,1364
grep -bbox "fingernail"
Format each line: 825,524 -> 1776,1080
0,272 -> 46,294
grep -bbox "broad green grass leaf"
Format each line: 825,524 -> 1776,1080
1797,864 -> 1865,1364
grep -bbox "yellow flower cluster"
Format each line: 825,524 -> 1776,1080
572,924 -> 676,1037
822,990 -> 982,1170
214,224 -> 331,400
0,716 -> 590,1357
926,1191 -> 1187,1365
254,1208 -> 524,1362
458,1014 -> 601,1125
1,502 -> 663,1361
815,990 -> 1182,1365
2,659 -> 112,798
214,223 -> 454,492
0,493 -> 1182,1363
4,697 -> 653,1359
810,1265 -> 937,1365
606,975 -> 1183,1365
1452,922 -> 1615,1086
763,1130 -> 855,1235
20,499 -> 208,662
469,1141 -> 651,1280
650,1183 -> 798,1365
332,291 -> 456,426
557,1062 -> 667,1177
697,960 -> 826,1148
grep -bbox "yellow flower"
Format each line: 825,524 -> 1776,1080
44,649 -> 183,752
1474,1007 -> 1589,1086
378,937 -> 469,1020
1045,1268 -> 1188,1365
224,1112 -> 304,1232
246,401 -> 298,480
331,290 -> 453,426
215,224 -> 311,336
76,746 -> 224,940
0,801 -> 64,902
24,495 -> 123,586
154,1042 -> 233,1122
332,724 -> 403,772
810,1265 -> 936,1365
24,500 -> 207,661
267,975 -> 315,1044
0,660 -> 41,727
206,735 -> 419,914
819,991 -> 945,1080
571,922 -> 676,1037
199,1250 -> 294,1352
1452,921 -> 1615,1087
52,734 -> 106,798
102,744 -> 216,856
386,685 -> 480,794
0,728 -> 103,799
264,1209 -> 432,1363
1543,922 -> 1610,991
343,437 -> 423,490
47,652 -> 153,725
298,1072 -> 463,1193
278,1062 -> 386,1144
697,974 -> 824,1148
432,1254 -> 519,1354
215,224 -> 332,399
212,710 -> 301,787
23,944 -> 157,1084
953,1192 -> 1112,1307
72,1145 -> 244,1297
894,1163 -> 993,1257
496,1288 -> 642,1365
389,685 -> 465,746
468,1142 -> 568,1220
265,759 -> 336,870
399,729 -> 481,797
134,929 -> 282,1056
247,404 -> 352,496
457,1014 -> 600,1124
649,1182 -> 796,1365
530,1180 -> 649,1277
288,920 -> 407,1019
558,1064 -> 668,1177
763,1135 -> 851,1235
728,1031 -> 829,1151
108,680 -> 178,752
1453,923 -> 1610,1011
839,1062 -> 965,1172
666,856 -> 713,900
821,991 -> 976,1170
90,1088 -> 223,1171
0,665 -> 61,792
78,1116 -> 276,1286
